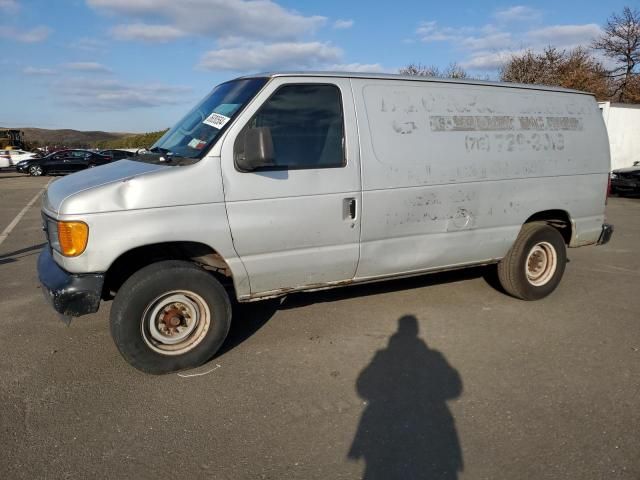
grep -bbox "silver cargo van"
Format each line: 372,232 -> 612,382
38,72 -> 613,373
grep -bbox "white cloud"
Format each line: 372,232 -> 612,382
23,66 -> 56,75
494,6 -> 541,23
416,21 -> 468,42
326,63 -> 390,73
88,0 -> 326,42
53,77 -> 192,110
0,25 -> 51,43
0,0 -> 19,11
415,9 -> 603,72
69,37 -> 108,52
333,19 -> 354,29
526,24 -> 602,48
65,62 -> 112,73
111,23 -> 186,42
198,41 -> 342,71
460,50 -> 524,70
460,32 -> 512,51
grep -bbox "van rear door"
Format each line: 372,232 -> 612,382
220,77 -> 362,295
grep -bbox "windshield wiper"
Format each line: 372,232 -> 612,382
148,146 -> 170,154
133,148 -> 196,166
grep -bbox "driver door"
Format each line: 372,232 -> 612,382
220,77 -> 362,296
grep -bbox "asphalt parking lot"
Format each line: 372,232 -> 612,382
0,170 -> 638,479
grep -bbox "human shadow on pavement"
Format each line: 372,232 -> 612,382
348,315 -> 463,480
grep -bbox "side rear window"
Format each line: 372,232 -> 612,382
235,84 -> 345,170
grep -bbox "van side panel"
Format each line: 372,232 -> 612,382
351,79 -> 609,278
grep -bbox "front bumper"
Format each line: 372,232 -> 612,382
597,223 -> 614,246
38,248 -> 104,320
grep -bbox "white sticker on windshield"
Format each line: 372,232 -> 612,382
188,138 -> 207,149
203,112 -> 231,129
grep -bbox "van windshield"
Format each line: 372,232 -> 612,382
149,77 -> 267,160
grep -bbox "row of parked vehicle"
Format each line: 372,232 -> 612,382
7,149 -> 134,176
4,145 -> 639,194
0,149 -> 37,168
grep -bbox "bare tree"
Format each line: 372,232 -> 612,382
400,62 -> 468,79
500,46 -> 611,99
593,6 -> 640,102
500,47 -> 565,85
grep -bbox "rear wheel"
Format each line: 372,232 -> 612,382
497,222 -> 567,300
110,260 -> 232,374
29,164 -> 44,176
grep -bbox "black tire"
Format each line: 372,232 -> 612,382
110,260 -> 232,374
497,222 -> 567,300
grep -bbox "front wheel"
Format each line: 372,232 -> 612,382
110,260 -> 232,374
29,164 -> 44,176
497,222 -> 567,300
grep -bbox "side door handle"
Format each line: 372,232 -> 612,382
343,197 -> 356,220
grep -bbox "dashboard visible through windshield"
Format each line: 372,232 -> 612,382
149,77 -> 268,160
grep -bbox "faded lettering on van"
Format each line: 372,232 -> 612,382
430,116 -> 515,132
431,115 -> 583,132
466,132 -> 566,153
518,116 -> 583,131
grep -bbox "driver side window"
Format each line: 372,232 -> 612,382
234,84 -> 345,171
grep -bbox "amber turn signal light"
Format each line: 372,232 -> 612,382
57,221 -> 89,257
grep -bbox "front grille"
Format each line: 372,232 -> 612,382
41,214 -> 59,252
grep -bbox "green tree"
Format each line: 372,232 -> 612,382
94,129 -> 168,149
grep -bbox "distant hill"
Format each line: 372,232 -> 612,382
95,129 -> 168,149
19,128 -> 131,148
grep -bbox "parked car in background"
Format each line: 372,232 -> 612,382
1,149 -> 38,168
15,149 -> 111,176
0,151 -> 11,169
610,161 -> 640,196
99,149 -> 135,161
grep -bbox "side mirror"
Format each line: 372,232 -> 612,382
235,127 -> 275,172
634,161 -> 639,166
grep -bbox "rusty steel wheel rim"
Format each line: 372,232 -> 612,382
141,290 -> 211,356
525,241 -> 557,287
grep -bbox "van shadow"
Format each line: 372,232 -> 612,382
348,315 -> 463,479
280,265 -> 503,310
217,266 -> 501,358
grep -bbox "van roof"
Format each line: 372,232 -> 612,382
239,71 -> 592,96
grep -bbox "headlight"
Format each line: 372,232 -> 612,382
610,173 -> 618,179
46,219 -> 89,257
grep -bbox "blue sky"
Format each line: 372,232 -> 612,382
0,0 -> 631,132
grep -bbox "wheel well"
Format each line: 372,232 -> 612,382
524,210 -> 572,245
103,241 -> 233,300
